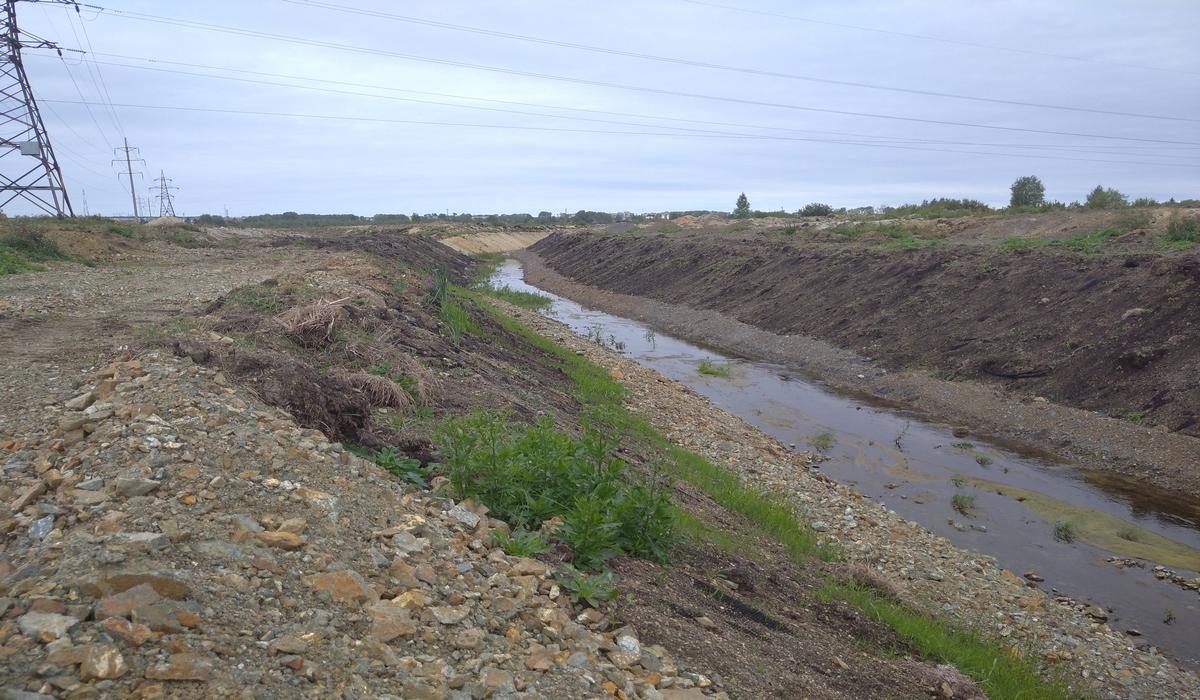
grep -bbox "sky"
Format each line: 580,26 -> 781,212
6,0 -> 1198,217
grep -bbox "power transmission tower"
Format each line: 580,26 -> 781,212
151,170 -> 176,218
113,137 -> 143,219
0,0 -> 80,217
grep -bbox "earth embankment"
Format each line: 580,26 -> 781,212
531,232 -> 1200,438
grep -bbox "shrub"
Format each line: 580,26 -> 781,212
1164,215 -> 1198,242
1009,176 -> 1046,207
434,410 -> 675,569
800,202 -> 833,217
1085,185 -> 1128,209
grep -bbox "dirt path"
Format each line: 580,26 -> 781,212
523,236 -> 1200,500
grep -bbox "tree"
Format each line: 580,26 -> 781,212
1009,176 -> 1045,207
734,192 -> 750,218
1085,185 -> 1128,209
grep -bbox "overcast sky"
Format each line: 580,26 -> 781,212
10,0 -> 1199,217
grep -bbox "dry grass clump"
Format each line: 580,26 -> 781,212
274,299 -> 347,347
845,564 -> 921,610
345,342 -> 442,405
332,370 -> 414,412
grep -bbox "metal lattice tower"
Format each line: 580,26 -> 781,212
0,0 -> 77,217
151,170 -> 176,218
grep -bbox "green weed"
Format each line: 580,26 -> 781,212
1052,520 -> 1077,543
480,283 -> 553,311
374,446 -> 430,487
808,432 -> 836,452
555,563 -> 619,608
440,300 -> 479,343
1115,526 -> 1141,542
491,527 -> 553,557
434,410 -> 675,570
226,285 -> 283,314
952,493 -> 977,514
1164,215 -> 1198,243
950,442 -> 974,450
950,474 -> 966,488
975,454 -> 994,467
698,359 -> 731,377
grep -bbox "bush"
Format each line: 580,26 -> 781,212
799,202 -> 833,217
434,410 -> 675,569
1164,215 -> 1198,242
0,223 -> 68,262
1009,176 -> 1046,207
1085,185 -> 1128,209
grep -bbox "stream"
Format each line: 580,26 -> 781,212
491,259 -> 1200,667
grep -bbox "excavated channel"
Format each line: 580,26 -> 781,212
491,259 -> 1200,668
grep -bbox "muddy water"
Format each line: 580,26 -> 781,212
491,260 -> 1200,667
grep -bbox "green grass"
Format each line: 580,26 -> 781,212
0,223 -> 77,274
817,579 -> 1073,700
0,248 -> 44,275
975,454 -> 994,467
480,282 -> 554,311
1053,520 -> 1078,543
1000,228 -> 1121,254
698,359 -> 731,377
951,493 -> 977,514
439,299 -> 480,344
226,285 -> 283,314
1164,215 -> 1197,243
950,442 -> 974,450
808,431 -> 836,452
1116,526 -> 1141,542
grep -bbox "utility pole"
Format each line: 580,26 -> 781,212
0,0 -> 80,217
150,170 -> 176,217
113,137 -> 143,220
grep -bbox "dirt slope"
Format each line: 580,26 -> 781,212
531,232 -> 1200,438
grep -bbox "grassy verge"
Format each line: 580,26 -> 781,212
465,291 -> 1076,700
818,579 -> 1072,700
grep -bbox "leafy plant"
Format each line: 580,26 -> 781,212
1124,412 -> 1144,424
374,446 -> 429,486
1164,215 -> 1198,243
643,328 -> 657,349
808,432 -> 836,452
1052,520 -> 1077,543
491,527 -> 553,557
555,563 -> 619,608
698,359 -> 731,377
951,493 -> 977,514
434,410 -> 675,571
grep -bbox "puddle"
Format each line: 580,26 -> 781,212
491,259 -> 1200,667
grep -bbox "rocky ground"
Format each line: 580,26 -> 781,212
2,228 -> 1197,699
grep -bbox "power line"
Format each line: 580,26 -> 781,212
60,52 -> 1200,163
150,169 -> 175,217
82,7 -> 1200,147
681,0 -> 1200,77
43,99 -> 1200,169
112,136 -> 142,219
280,0 -> 1197,124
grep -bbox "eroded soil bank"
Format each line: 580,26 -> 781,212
526,233 -> 1200,498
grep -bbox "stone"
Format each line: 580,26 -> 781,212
97,583 -> 162,619
29,515 -> 54,540
313,570 -> 373,604
255,531 -> 306,551
17,612 -> 78,642
111,478 -> 161,497
132,604 -> 185,633
391,530 -> 429,554
525,653 -> 554,671
430,605 -> 470,625
447,505 -> 480,529
227,514 -> 264,532
98,617 -> 154,647
810,521 -> 830,532
510,558 -> 547,576
695,616 -> 716,629
106,532 -> 170,551
1084,606 -> 1108,621
144,652 -> 214,681
390,558 -> 420,587
277,517 -> 307,534
393,590 -> 425,610
1023,572 -> 1044,583
366,602 -> 416,642
269,635 -> 308,655
79,644 -> 127,681
65,391 -> 96,411
11,483 -> 47,514
454,627 -> 486,649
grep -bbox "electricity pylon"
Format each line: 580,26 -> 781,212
151,170 -> 176,218
0,0 -> 79,217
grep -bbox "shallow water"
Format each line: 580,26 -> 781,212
492,260 -> 1200,666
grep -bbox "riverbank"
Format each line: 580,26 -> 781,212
509,252 -> 1200,698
